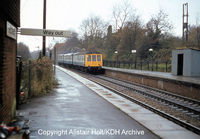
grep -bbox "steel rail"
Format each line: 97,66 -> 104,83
96,76 -> 200,117
99,76 -> 200,106
87,77 -> 200,135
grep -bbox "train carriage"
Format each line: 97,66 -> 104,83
63,53 -> 73,65
73,52 -> 85,67
58,54 -> 64,64
58,51 -> 103,73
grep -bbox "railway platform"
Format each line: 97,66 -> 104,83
103,66 -> 200,84
17,66 -> 158,139
16,66 -> 199,138
103,66 -> 200,101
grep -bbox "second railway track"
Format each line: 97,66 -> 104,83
62,67 -> 200,135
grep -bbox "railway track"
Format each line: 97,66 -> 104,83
96,76 -> 200,119
63,67 -> 200,135
83,75 -> 200,135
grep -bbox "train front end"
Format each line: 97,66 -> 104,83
85,52 -> 103,73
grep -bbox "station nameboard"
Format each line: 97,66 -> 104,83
21,28 -> 71,37
6,21 -> 17,40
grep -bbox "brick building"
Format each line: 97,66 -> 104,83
0,0 -> 20,124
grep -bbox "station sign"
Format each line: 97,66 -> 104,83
6,21 -> 17,40
21,28 -> 71,37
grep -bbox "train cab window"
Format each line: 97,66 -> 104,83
97,55 -> 101,61
92,55 -> 96,61
87,55 -> 91,61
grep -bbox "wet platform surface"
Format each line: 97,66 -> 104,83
17,67 -> 159,139
57,66 -> 199,139
103,67 -> 200,85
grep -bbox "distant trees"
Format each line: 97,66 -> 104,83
138,9 -> 174,59
77,5 -> 179,61
65,31 -> 80,51
54,1 -> 199,62
188,25 -> 200,48
117,15 -> 143,60
17,42 -> 31,61
79,14 -> 108,51
146,9 -> 173,49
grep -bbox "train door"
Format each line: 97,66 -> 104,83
92,55 -> 97,66
86,54 -> 91,67
97,54 -> 102,66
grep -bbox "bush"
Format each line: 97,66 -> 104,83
31,57 -> 55,96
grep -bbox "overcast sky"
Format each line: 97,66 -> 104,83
18,0 -> 200,52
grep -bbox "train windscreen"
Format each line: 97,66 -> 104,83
87,55 -> 91,61
97,55 -> 101,61
92,55 -> 96,61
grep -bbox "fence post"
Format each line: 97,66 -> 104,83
156,61 -> 158,71
16,59 -> 22,109
54,47 -> 56,75
28,60 -> 31,97
166,61 -> 168,72
134,60 -> 137,69
147,61 -> 149,70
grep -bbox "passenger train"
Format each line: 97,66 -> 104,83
58,52 -> 103,73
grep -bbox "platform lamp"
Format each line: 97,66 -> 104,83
115,51 -> 118,68
149,48 -> 153,71
131,50 -> 137,69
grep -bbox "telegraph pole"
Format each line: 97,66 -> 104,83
182,3 -> 188,43
42,0 -> 46,56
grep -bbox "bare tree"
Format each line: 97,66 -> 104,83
146,9 -> 173,49
112,0 -> 133,32
79,14 -> 108,50
147,9 -> 173,35
80,19 -> 89,41
80,14 -> 107,39
117,15 -> 143,57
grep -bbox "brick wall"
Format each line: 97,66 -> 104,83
105,69 -> 200,101
0,0 -> 20,124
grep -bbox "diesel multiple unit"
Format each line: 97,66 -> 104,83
58,52 -> 103,73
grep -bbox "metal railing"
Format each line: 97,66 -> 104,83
103,60 -> 171,72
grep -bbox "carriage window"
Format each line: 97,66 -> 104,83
87,55 -> 91,61
92,55 -> 96,61
97,55 -> 101,61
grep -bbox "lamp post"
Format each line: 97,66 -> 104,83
131,50 -> 137,69
115,51 -> 118,68
43,0 -> 47,57
149,48 -> 153,71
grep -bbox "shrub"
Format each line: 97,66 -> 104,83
31,57 -> 55,96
